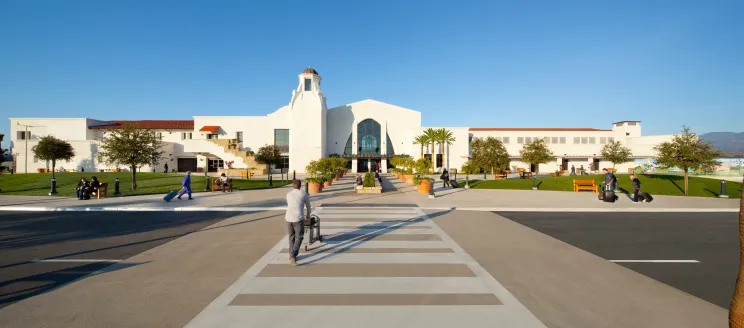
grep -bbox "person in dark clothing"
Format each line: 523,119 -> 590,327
374,170 -> 382,185
440,170 -> 450,187
164,163 -> 169,174
630,174 -> 643,203
74,177 -> 90,200
89,176 -> 101,195
570,165 -> 576,176
602,168 -> 617,191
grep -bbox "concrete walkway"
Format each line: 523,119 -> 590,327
184,206 -> 547,328
0,174 -> 739,212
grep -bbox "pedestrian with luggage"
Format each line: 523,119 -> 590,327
603,168 -> 617,191
440,170 -> 450,188
286,179 -> 311,266
176,171 -> 193,200
630,174 -> 644,203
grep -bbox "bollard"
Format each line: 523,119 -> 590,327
269,174 -> 273,188
49,178 -> 58,196
465,174 -> 470,189
293,170 -> 296,180
114,177 -> 121,197
484,171 -> 487,180
532,176 -> 537,190
719,180 -> 729,198
429,178 -> 435,199
205,177 -> 210,192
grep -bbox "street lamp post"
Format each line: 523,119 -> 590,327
49,178 -> 58,195
465,174 -> 470,189
114,177 -> 121,197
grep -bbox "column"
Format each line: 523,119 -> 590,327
351,159 -> 357,173
381,159 -> 388,173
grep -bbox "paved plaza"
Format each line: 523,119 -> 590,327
0,174 -> 738,327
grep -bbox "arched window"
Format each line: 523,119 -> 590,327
386,133 -> 395,156
357,119 -> 381,156
343,133 -> 353,155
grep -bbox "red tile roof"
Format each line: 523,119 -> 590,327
199,126 -> 220,133
302,67 -> 319,75
469,128 -> 612,132
92,120 -> 194,130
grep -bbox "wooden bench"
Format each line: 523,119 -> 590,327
212,179 -> 233,192
493,173 -> 507,180
240,170 -> 255,179
551,171 -> 564,177
573,179 -> 598,193
520,172 -> 533,179
90,183 -> 108,199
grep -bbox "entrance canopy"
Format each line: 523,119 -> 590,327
199,126 -> 220,133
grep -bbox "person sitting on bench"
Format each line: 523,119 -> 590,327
89,176 -> 101,195
74,177 -> 90,200
218,173 -> 232,192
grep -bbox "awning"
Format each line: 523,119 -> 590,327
199,126 -> 220,133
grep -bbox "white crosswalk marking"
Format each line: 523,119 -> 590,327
185,206 -> 546,328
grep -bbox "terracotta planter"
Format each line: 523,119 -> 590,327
308,182 -> 322,194
417,179 -> 431,194
324,180 -> 332,187
399,174 -> 407,182
404,174 -> 416,186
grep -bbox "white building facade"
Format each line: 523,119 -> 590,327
8,68 -> 672,175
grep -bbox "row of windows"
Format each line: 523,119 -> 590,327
516,137 -> 567,144
485,136 -> 615,145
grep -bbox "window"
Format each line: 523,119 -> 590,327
573,137 -> 580,144
181,132 -> 193,140
274,129 -> 289,153
277,155 -> 289,170
551,137 -> 559,144
156,132 -> 163,140
525,137 -> 532,143
208,134 -> 219,139
600,137 -> 606,144
357,119 -> 381,156
589,137 -> 596,144
236,132 -> 243,143
608,137 -> 615,143
386,133 -> 395,156
581,137 -> 588,144
560,137 -> 566,144
344,134 -> 353,155
17,131 -> 31,140
544,136 -> 549,143
304,78 -> 312,91
517,137 -> 524,144
628,122 -> 637,126
502,137 -> 510,144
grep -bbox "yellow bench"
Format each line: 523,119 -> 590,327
240,170 -> 255,179
573,179 -> 598,193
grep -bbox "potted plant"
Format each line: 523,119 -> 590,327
414,176 -> 433,194
324,172 -> 335,187
357,171 -> 382,194
413,158 -> 433,190
305,160 -> 322,194
400,157 -> 417,186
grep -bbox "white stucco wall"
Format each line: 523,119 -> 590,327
289,72 -> 327,173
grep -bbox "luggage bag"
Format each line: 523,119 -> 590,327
163,190 -> 178,202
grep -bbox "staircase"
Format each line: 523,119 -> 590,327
207,139 -> 268,174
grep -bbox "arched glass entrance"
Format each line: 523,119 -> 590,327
357,119 -> 381,172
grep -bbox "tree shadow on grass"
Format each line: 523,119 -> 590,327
643,174 -> 684,194
703,188 -> 720,197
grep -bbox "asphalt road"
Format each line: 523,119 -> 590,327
0,211 -> 242,309
496,211 -> 739,309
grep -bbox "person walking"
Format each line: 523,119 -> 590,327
164,163 -> 169,174
177,171 -> 193,200
602,168 -> 617,192
440,170 -> 450,188
630,174 -> 643,203
285,179 -> 311,266
570,165 -> 576,176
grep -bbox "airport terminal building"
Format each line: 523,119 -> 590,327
8,68 -> 672,175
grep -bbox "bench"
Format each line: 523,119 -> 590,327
627,168 -> 634,173
520,172 -> 533,179
573,179 -> 598,193
516,168 -> 525,173
240,170 -> 255,179
212,179 -> 233,192
493,173 -> 507,180
551,171 -> 564,177
90,183 -> 108,199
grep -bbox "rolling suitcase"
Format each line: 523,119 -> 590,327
450,180 -> 460,188
603,189 -> 616,203
163,190 -> 178,202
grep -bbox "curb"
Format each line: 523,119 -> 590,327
420,207 -> 739,213
0,206 -> 288,212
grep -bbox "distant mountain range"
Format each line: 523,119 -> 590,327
700,132 -> 744,157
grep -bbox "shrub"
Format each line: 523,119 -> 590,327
413,176 -> 432,185
461,161 -> 483,174
363,172 -> 376,187
399,157 -> 415,175
414,158 -> 432,175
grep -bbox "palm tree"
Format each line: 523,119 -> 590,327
730,176 -> 744,327
423,128 -> 438,173
437,128 -> 456,171
413,135 -> 429,159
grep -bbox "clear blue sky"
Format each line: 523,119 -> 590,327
1,0 -> 743,147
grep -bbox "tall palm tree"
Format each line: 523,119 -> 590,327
413,135 -> 429,159
437,128 -> 456,171
424,128 -> 438,173
730,176 -> 744,327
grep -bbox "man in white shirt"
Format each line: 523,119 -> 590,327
285,179 -> 311,266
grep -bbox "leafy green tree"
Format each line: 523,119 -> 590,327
256,144 -> 282,181
653,126 -> 722,195
413,158 -> 433,176
413,135 -> 429,159
436,128 -> 456,171
423,128 -> 438,173
519,138 -> 556,174
460,160 -> 483,174
31,136 -> 76,179
601,141 -> 632,170
470,136 -> 510,175
97,124 -> 164,190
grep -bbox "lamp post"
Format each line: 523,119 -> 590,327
429,178 -> 435,199
114,177 -> 121,197
532,176 -> 537,190
720,180 -> 729,198
465,174 -> 470,189
49,177 -> 58,195
204,169 -> 210,192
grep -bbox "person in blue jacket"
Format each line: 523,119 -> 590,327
177,171 -> 193,200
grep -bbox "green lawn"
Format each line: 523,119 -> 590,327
0,172 -> 290,197
457,174 -> 742,198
